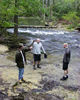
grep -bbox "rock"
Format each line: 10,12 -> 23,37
0,45 -> 8,53
13,92 -> 63,100
62,85 -> 80,91
45,22 -> 49,26
43,80 -> 59,91
0,92 -> 10,100
55,64 -> 60,67
76,27 -> 80,31
0,49 -> 80,100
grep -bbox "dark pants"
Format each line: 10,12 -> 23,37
63,62 -> 68,70
33,54 -> 41,61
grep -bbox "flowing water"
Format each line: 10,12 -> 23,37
7,28 -> 80,55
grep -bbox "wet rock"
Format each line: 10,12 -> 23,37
12,95 -> 24,100
0,45 -> 8,53
12,92 -> 63,100
55,64 -> 60,67
40,76 -> 49,84
62,85 -> 80,91
42,80 -> 80,92
43,80 -> 59,91
31,89 -> 44,93
0,91 -> 10,100
0,78 -> 3,85
40,78 -> 80,92
12,96 -> 24,100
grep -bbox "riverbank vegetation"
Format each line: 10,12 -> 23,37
0,0 -> 80,48
0,0 -> 80,31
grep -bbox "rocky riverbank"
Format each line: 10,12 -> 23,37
0,45 -> 80,100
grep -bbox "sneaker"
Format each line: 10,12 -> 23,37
21,78 -> 26,83
33,65 -> 36,70
60,76 -> 67,81
37,64 -> 41,69
66,75 -> 68,79
18,80 -> 22,84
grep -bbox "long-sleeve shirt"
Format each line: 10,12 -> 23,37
15,48 -> 30,68
32,42 -> 46,54
63,48 -> 71,63
20,50 -> 25,64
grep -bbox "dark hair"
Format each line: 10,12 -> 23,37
18,45 -> 23,49
18,43 -> 24,49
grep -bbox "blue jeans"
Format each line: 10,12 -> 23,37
18,68 -> 24,80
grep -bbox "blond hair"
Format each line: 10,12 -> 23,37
63,43 -> 68,47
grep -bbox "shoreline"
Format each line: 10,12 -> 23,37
0,44 -> 8,53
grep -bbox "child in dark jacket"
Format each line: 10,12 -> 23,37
15,43 -> 32,83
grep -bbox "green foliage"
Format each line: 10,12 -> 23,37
52,0 -> 80,19
0,0 -> 80,30
19,17 -> 44,25
19,0 -> 43,17
0,0 -> 14,27
63,12 -> 80,28
77,23 -> 80,27
0,0 -> 44,28
4,34 -> 26,49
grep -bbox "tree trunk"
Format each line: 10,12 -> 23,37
43,0 -> 45,21
14,15 -> 18,34
48,0 -> 50,6
50,0 -> 54,19
14,0 -> 18,34
45,0 -> 48,7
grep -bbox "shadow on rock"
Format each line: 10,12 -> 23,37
0,91 -> 10,100
12,91 -> 63,100
62,85 -> 80,91
42,80 -> 60,91
40,78 -> 80,92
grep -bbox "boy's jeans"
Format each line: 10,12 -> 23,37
19,68 -> 24,80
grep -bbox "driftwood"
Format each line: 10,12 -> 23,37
0,25 -> 57,29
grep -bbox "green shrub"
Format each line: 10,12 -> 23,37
62,11 -> 80,28
77,23 -> 80,27
4,34 -> 26,49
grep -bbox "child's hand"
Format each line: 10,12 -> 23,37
29,46 -> 33,49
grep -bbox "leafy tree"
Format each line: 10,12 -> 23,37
0,0 -> 14,27
63,11 -> 80,28
0,0 -> 80,32
0,0 -> 44,34
18,0 -> 43,17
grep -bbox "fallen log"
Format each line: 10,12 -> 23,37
0,25 -> 57,29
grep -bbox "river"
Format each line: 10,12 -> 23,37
7,28 -> 80,55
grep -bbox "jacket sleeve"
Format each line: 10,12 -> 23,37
24,48 -> 31,52
63,48 -> 71,63
15,53 -> 18,63
41,44 -> 46,54
29,40 -> 36,47
66,50 -> 71,63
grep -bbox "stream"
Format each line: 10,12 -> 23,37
7,28 -> 80,55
